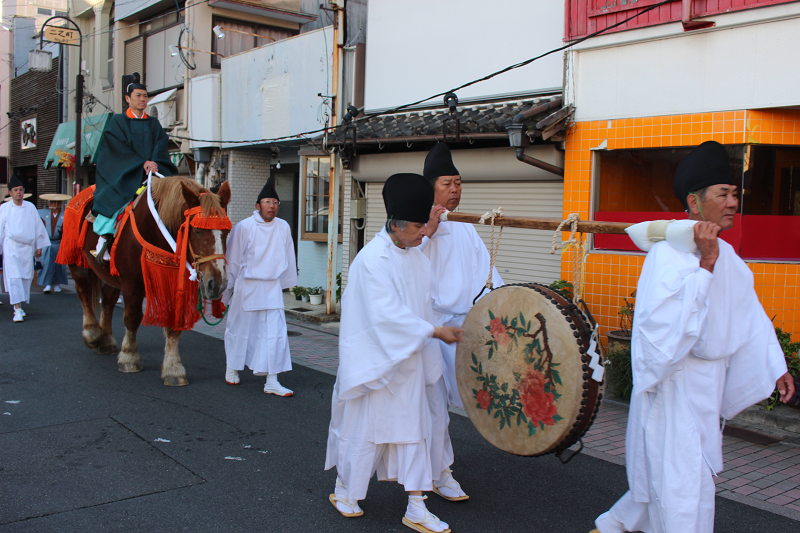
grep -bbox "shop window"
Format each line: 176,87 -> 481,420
740,146 -> 800,260
302,156 -> 342,242
211,17 -> 297,69
593,145 -> 800,261
593,146 -> 744,253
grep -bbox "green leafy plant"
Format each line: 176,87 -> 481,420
764,327 -> 800,410
605,346 -> 634,401
307,286 -> 323,296
291,286 -> 307,297
618,290 -> 636,336
549,279 -> 574,301
335,272 -> 342,302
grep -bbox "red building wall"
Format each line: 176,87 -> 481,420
565,0 -> 797,40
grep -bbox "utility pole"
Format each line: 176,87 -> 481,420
325,1 -> 344,315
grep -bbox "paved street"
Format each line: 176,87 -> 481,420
2,291 -> 799,532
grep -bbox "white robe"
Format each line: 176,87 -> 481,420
222,213 -> 297,376
325,229 -> 443,500
0,201 -> 50,305
599,239 -> 788,533
421,221 -> 503,408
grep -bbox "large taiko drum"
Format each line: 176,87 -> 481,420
456,283 -> 605,460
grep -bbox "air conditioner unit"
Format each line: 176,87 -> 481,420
149,101 -> 176,130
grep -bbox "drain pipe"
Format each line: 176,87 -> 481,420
514,147 -> 564,177
507,96 -> 565,178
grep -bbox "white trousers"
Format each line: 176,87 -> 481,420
224,305 -> 292,376
427,376 -> 455,479
326,399 -> 433,500
6,278 -> 31,305
435,313 -> 466,408
595,470 -> 715,533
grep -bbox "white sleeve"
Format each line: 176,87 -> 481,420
279,227 -> 298,289
222,223 -> 246,304
631,245 -> 713,395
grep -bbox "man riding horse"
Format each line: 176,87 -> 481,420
91,78 -> 177,264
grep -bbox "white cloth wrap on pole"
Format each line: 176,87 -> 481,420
147,171 -> 197,281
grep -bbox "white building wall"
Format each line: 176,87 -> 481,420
220,28 -> 332,147
297,241 -> 341,288
569,4 -> 800,121
364,0 -> 564,111
226,149 -> 271,225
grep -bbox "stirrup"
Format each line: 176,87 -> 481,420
91,238 -> 112,267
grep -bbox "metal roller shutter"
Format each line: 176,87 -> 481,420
363,181 -> 564,285
125,36 -> 144,78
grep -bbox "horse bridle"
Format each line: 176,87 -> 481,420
187,238 -> 226,274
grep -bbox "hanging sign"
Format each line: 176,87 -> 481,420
43,26 -> 80,46
21,117 -> 37,150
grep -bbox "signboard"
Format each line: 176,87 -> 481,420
43,26 -> 79,46
21,117 -> 36,150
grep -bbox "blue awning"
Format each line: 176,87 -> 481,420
43,113 -> 112,169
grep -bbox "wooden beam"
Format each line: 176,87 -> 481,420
443,212 -> 632,235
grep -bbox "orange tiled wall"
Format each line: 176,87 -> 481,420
563,110 -> 800,346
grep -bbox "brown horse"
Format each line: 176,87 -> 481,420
66,177 -> 231,386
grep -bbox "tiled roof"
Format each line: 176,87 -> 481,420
343,96 -> 563,140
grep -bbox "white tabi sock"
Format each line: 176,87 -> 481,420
405,495 -> 449,532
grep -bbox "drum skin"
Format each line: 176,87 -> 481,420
456,284 -> 604,457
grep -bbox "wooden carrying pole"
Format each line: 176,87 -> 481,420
442,212 -> 632,235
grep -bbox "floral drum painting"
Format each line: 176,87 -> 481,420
456,285 -> 586,456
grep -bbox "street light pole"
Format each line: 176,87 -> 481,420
36,17 -> 83,190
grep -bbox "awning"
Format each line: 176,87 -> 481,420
43,113 -> 113,169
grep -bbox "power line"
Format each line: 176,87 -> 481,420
169,0 -> 672,146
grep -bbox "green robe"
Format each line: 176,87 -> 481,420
93,113 -> 178,218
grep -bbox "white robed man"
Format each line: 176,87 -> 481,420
0,175 -> 50,322
325,173 -> 464,533
419,143 -> 502,502
222,178 -> 297,396
591,141 -> 795,533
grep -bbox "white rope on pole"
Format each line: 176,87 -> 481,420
481,207 -> 504,290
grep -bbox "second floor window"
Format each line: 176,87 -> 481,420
211,16 -> 297,69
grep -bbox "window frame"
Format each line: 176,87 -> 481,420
301,155 -> 343,243
210,16 -> 298,70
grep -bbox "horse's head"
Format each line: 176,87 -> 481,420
180,181 -> 231,300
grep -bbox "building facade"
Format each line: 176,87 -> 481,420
563,0 -> 800,342
334,0 -> 570,296
8,56 -> 61,205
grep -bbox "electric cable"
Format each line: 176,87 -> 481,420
169,0 -> 672,146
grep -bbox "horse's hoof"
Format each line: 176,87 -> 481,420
118,363 -> 143,373
163,376 -> 188,387
97,343 -> 117,356
83,337 -> 102,350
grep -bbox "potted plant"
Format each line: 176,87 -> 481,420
301,287 -> 310,303
605,344 -> 634,401
764,327 -> 800,410
549,279 -> 574,301
308,286 -> 324,305
607,290 -> 635,353
290,286 -> 306,301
